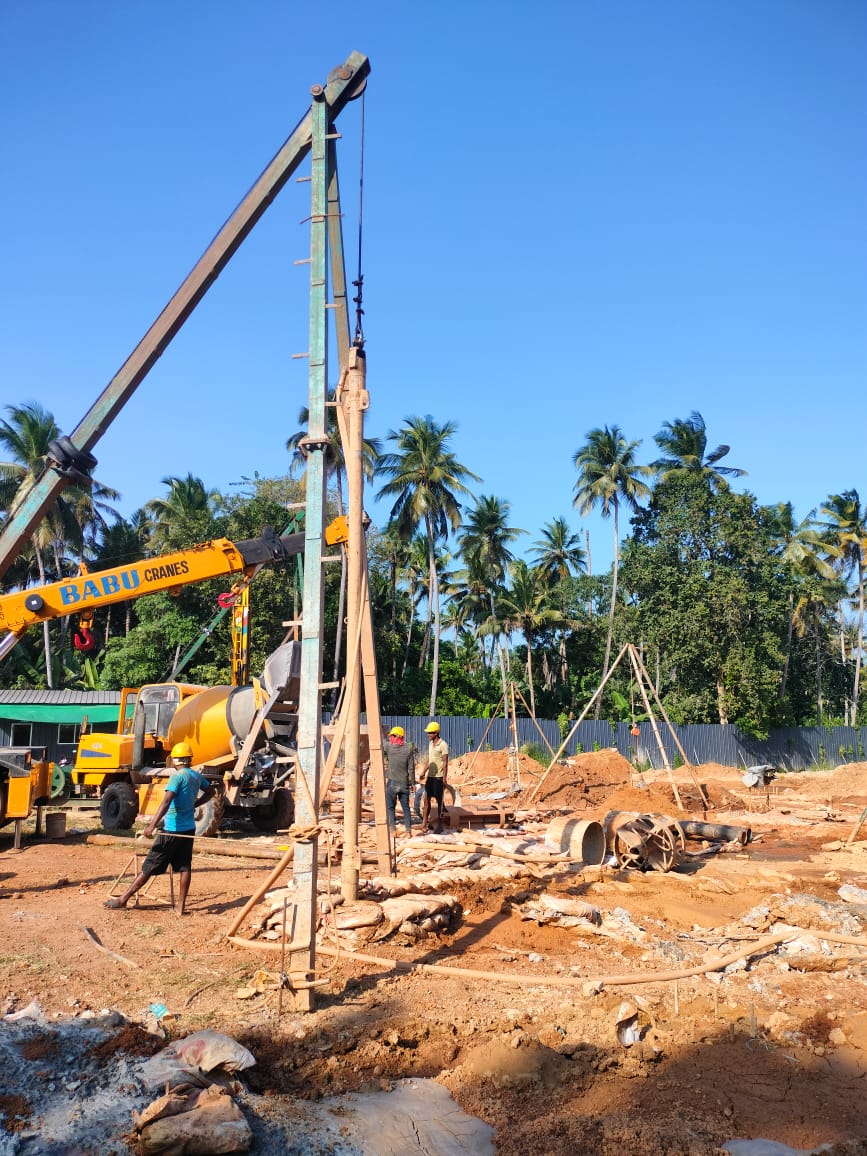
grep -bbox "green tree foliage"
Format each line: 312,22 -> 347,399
815,490 -> 867,725
652,410 -> 746,487
0,402 -> 120,685
621,473 -> 789,733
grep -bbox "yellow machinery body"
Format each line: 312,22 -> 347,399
0,749 -> 51,826
71,684 -> 208,785
166,684 -> 256,767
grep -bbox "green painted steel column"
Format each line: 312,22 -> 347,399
290,89 -> 329,1011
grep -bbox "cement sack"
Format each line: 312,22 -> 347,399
140,1031 -> 255,1090
137,1085 -> 252,1154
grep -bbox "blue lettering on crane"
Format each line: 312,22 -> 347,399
58,567 -> 141,606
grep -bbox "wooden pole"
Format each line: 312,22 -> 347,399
628,645 -> 683,811
339,346 -> 366,901
459,697 -> 505,786
513,685 -> 557,759
630,645 -> 709,807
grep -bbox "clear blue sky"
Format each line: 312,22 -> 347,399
1,0 -> 865,575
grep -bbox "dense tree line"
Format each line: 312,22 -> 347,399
1,402 -> 864,735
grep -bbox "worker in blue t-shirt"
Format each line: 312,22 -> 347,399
104,742 -> 215,916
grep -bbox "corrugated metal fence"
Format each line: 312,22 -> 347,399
356,716 -> 867,771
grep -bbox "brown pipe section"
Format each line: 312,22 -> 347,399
680,820 -> 751,845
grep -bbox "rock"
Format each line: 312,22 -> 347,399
838,883 -> 867,905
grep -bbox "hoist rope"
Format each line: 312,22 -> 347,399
352,89 -> 366,347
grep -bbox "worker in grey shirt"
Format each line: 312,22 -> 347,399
385,726 -> 416,837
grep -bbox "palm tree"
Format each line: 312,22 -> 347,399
499,560 -> 562,716
459,495 -> 524,699
286,392 -> 381,514
0,403 -> 63,684
377,415 -> 480,715
573,425 -> 652,717
769,502 -> 840,706
531,517 -> 586,585
815,490 -> 867,725
443,566 -> 496,668
530,517 -> 586,690
144,474 -> 220,551
87,514 -> 149,640
652,411 -> 746,488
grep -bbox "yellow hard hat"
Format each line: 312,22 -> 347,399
389,726 -> 405,738
171,741 -> 194,761
425,721 -> 440,733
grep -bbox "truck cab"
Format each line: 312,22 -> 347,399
71,682 -> 208,828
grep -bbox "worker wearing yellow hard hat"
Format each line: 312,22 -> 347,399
105,737 -> 215,915
385,725 -> 415,837
420,721 -> 448,833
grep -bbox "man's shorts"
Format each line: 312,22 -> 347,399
424,777 -> 444,805
142,832 -> 195,875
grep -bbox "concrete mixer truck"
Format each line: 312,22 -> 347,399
74,639 -> 303,834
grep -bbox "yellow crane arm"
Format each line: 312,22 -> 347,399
0,526 -> 309,656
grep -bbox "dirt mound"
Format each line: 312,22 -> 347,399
451,748 -> 548,788
597,783 -> 684,815
777,761 -> 867,802
516,749 -> 634,810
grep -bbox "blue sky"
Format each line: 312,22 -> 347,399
1,0 -> 865,576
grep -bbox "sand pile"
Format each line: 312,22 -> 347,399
450,749 -> 548,789
515,749 -> 634,810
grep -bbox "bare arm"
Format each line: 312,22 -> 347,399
143,778 -> 215,839
144,790 -> 175,839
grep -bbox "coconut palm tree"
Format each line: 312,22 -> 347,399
499,560 -> 562,716
573,425 -> 652,717
86,514 -> 149,640
815,490 -> 867,725
286,392 -> 381,513
652,411 -> 746,488
144,474 -> 221,551
769,502 -> 840,706
442,566 -> 496,668
0,403 -> 76,683
377,415 -> 480,715
530,517 -> 586,691
459,495 -> 524,698
530,517 -> 586,586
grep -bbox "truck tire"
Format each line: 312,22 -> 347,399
250,787 -> 295,833
194,793 -> 224,838
100,782 -> 138,831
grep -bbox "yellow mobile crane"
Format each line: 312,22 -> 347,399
0,519 -> 348,832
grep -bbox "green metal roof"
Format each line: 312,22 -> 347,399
0,704 -> 120,723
